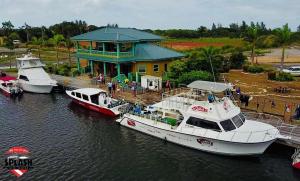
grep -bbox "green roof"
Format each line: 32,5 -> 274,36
134,43 -> 184,60
75,43 -> 184,63
71,27 -> 163,42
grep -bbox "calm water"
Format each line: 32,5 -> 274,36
0,93 -> 299,181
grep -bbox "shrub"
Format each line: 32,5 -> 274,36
177,71 -> 213,84
276,72 -> 294,81
55,64 -> 71,76
229,51 -> 246,69
243,64 -> 264,73
71,68 -> 80,77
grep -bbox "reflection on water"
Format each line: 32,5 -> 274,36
0,93 -> 299,181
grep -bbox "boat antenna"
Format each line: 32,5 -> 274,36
209,55 -> 216,83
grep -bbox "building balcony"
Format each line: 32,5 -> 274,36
76,49 -> 134,59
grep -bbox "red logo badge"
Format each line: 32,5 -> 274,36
192,106 -> 208,112
127,120 -> 136,126
3,146 -> 33,177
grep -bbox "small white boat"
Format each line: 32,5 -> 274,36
66,88 -> 128,117
16,54 -> 57,93
0,74 -> 23,97
116,81 -> 286,156
292,148 -> 300,169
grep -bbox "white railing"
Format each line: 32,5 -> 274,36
243,112 -> 300,142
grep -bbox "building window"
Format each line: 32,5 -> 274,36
164,64 -> 168,71
138,65 -> 146,73
153,64 -> 159,72
186,117 -> 221,132
82,94 -> 89,101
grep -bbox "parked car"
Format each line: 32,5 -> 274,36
282,66 -> 300,76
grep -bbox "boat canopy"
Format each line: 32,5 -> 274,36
187,81 -> 232,93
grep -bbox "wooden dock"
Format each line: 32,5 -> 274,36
245,112 -> 300,148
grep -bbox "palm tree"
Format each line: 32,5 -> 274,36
31,37 -> 42,58
200,46 -> 221,82
53,34 -> 65,67
245,25 -> 259,64
276,24 -> 291,71
65,39 -> 74,66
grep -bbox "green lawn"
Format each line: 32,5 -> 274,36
164,37 -> 245,47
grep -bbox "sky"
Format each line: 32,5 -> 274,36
0,0 -> 300,30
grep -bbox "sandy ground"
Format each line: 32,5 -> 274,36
225,70 -> 300,123
256,48 -> 300,64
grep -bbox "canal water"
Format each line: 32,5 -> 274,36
0,93 -> 299,181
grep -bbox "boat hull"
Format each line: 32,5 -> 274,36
71,98 -> 117,117
19,82 -> 53,93
293,160 -> 300,169
118,116 -> 276,156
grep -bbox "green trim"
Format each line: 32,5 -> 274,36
77,58 -> 80,71
90,60 -> 94,75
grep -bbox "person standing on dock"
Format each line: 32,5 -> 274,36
107,81 -> 112,96
112,82 -> 116,97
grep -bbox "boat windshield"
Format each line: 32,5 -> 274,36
238,113 -> 246,123
220,119 -> 236,132
231,114 -> 244,128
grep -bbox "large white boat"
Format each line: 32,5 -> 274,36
16,54 -> 57,93
66,88 -> 128,117
117,81 -> 287,156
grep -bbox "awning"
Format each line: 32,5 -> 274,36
187,81 -> 232,92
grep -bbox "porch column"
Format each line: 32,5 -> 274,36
77,58 -> 80,71
136,72 -> 138,82
90,60 -> 94,75
117,43 -> 120,58
90,41 -> 92,54
103,62 -> 107,76
102,43 -> 105,52
117,63 -> 121,76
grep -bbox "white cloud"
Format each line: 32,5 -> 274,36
0,0 -> 299,30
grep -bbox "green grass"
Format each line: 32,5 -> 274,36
164,37 -> 245,47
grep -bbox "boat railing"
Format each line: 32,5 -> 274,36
180,124 -> 280,143
243,112 -> 300,141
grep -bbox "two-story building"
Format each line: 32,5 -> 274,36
71,27 -> 184,78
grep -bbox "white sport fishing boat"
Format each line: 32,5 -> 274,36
16,54 -> 57,93
117,81 -> 286,156
66,88 -> 128,117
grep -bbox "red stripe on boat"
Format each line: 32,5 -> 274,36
0,76 -> 16,82
72,98 -> 116,116
293,162 -> 300,169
